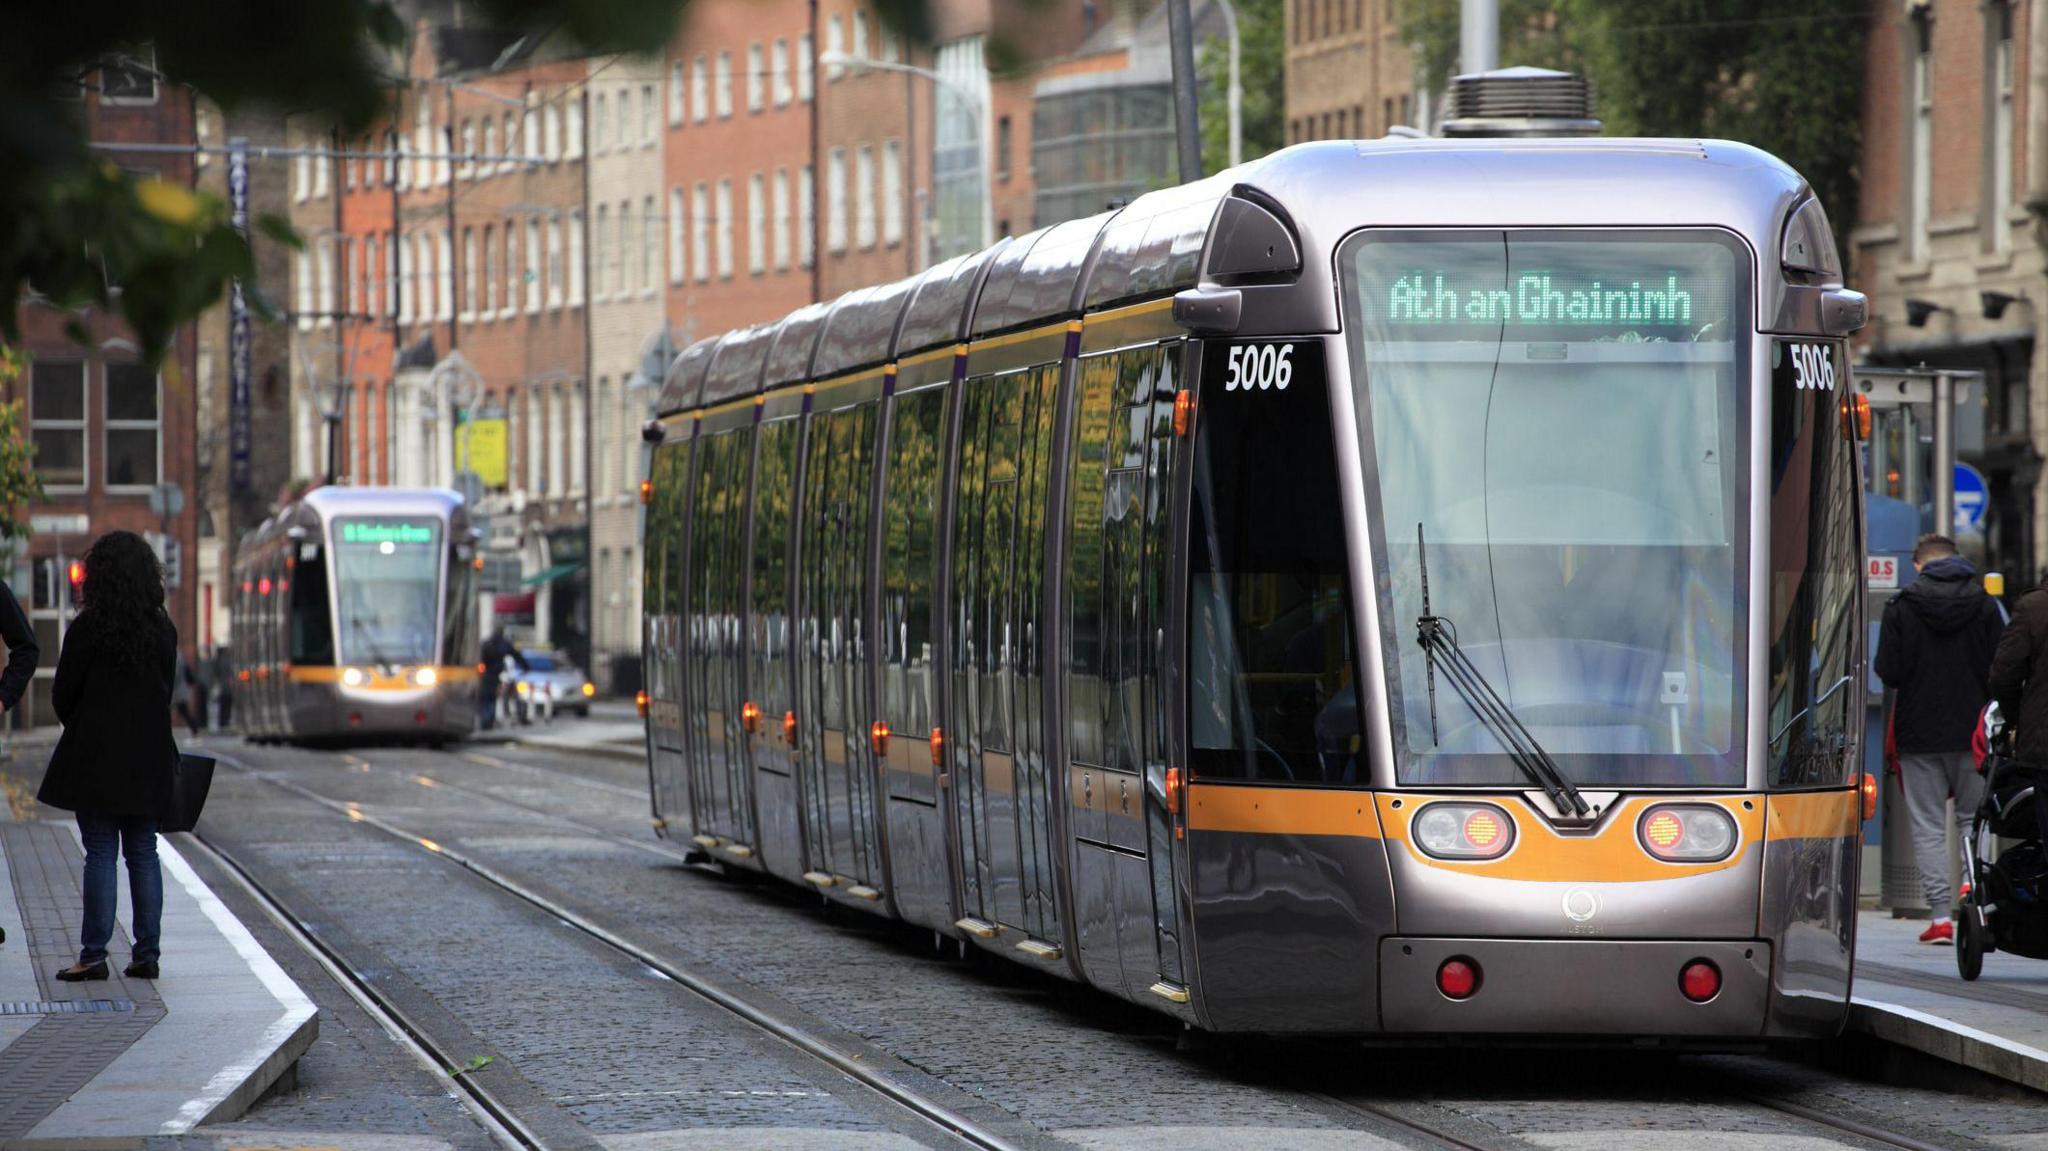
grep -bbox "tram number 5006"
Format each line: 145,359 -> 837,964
1224,343 -> 1295,391
1782,341 -> 1838,392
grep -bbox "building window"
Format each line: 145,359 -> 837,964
525,220 -> 542,312
827,15 -> 844,68
617,200 -> 633,295
568,209 -> 585,305
669,61 -> 685,124
692,183 -> 710,282
797,34 -> 814,102
104,363 -> 159,489
502,112 -> 516,171
641,193 -> 656,289
616,87 -> 631,150
386,229 -> 399,317
772,168 -> 792,270
593,95 -> 607,153
343,239 -> 359,316
799,164 -> 815,267
544,101 -> 562,161
748,44 -> 765,112
99,48 -> 158,103
29,360 -> 85,489
748,173 -> 766,274
716,51 -> 733,117
669,186 -> 686,284
548,387 -> 567,501
459,120 -> 476,179
437,230 -> 454,320
393,242 -> 410,323
773,39 -> 791,106
566,99 -> 583,158
1986,1 -> 2015,253
996,115 -> 1011,182
482,118 -> 498,173
593,206 -> 610,299
856,144 -> 876,249
1907,10 -> 1932,263
692,56 -> 709,123
569,380 -> 586,496
716,178 -> 735,278
547,220 -> 564,308
316,238 -> 335,325
502,225 -> 516,315
641,83 -> 655,142
853,11 -> 869,59
294,149 -> 309,202
367,235 -> 383,317
483,225 -> 498,315
462,228 -> 478,319
880,24 -> 900,63
882,140 -> 903,246
526,389 -> 544,494
313,145 -> 330,198
827,147 -> 847,252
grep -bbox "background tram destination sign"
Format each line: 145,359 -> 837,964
338,520 -> 438,549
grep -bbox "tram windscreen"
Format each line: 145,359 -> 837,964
331,517 -> 444,667
1345,232 -> 1748,787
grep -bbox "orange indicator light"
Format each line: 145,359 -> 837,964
1462,810 -> 1501,848
1644,811 -> 1685,850
870,721 -> 890,757
930,726 -> 944,766
639,479 -> 654,504
1861,772 -> 1878,821
1173,389 -> 1193,436
635,690 -> 650,718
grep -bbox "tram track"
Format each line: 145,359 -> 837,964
207,747 -> 1034,1151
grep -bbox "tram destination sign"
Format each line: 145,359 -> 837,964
339,520 -> 437,547
1383,269 -> 1706,328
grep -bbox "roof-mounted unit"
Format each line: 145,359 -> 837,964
1439,66 -> 1601,139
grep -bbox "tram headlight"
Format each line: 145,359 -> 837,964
1637,804 -> 1738,863
415,667 -> 438,687
1411,803 -> 1515,860
341,667 -> 365,687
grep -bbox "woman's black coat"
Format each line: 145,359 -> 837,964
36,612 -> 178,818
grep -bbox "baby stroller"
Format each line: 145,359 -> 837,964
1958,703 -> 2048,979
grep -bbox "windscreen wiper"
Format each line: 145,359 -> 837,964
1414,524 -> 1590,818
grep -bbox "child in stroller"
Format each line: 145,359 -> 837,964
1959,702 -> 2048,978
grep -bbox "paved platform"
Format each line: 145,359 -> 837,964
0,819 -> 318,1142
1852,908 -> 2048,1091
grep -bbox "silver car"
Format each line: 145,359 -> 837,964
505,649 -> 595,719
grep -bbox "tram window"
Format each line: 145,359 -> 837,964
331,518 -> 442,667
1345,231 -> 1747,788
1188,345 -> 1363,785
881,387 -> 944,739
443,540 -> 476,668
1067,355 -> 1115,768
1767,341 -> 1859,787
289,550 -> 333,665
752,417 -> 798,753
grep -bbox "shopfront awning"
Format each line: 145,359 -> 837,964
519,560 -> 585,588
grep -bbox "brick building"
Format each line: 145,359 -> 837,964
1284,0 -> 1419,144
1853,0 -> 2046,582
10,57 -> 203,727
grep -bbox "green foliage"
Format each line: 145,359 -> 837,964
1198,0 -> 1285,173
0,349 -> 47,548
1395,1 -> 1867,230
1,0 -> 697,366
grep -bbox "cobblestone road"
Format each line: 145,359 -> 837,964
13,734 -> 2048,1150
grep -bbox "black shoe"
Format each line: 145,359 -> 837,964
123,959 -> 158,979
55,960 -> 109,982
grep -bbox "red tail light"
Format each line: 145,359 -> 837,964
1680,959 -> 1721,1003
1437,957 -> 1481,1000
635,690 -> 649,718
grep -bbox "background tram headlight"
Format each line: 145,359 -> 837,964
1637,804 -> 1738,862
414,667 -> 438,687
341,667 -> 365,687
1411,803 -> 1515,860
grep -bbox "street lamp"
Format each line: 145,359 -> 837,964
819,49 -> 993,254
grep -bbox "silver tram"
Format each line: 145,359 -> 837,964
639,137 -> 1871,1038
233,487 -> 481,744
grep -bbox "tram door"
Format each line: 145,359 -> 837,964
950,364 -> 1062,941
797,395 -> 882,886
686,426 -> 755,847
645,440 -> 693,828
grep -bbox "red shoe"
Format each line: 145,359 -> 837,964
1919,920 -> 1955,945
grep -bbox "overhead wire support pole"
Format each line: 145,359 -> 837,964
1166,0 -> 1204,182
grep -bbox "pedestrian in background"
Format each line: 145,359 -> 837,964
36,531 -> 179,981
478,627 -> 525,730
0,570 -> 40,946
1991,567 -> 2048,842
1876,533 -> 2006,945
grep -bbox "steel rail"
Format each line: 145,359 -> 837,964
178,830 -> 544,1151
212,749 -> 1025,1151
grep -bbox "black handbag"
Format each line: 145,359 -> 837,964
163,752 -> 215,834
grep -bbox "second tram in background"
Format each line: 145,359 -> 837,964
232,487 -> 480,745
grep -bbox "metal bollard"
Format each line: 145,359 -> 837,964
1880,769 -> 1929,915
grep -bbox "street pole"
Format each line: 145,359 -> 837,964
1213,0 -> 1241,167
1461,0 -> 1499,75
1934,370 -> 1956,537
1166,0 -> 1203,182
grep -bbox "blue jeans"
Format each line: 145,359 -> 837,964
76,813 -> 162,966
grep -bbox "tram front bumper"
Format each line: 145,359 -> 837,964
1379,937 -> 1771,1037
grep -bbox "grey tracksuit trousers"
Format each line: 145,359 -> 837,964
1898,750 -> 1985,915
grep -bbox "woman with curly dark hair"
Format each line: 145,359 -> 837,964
37,530 -> 179,981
